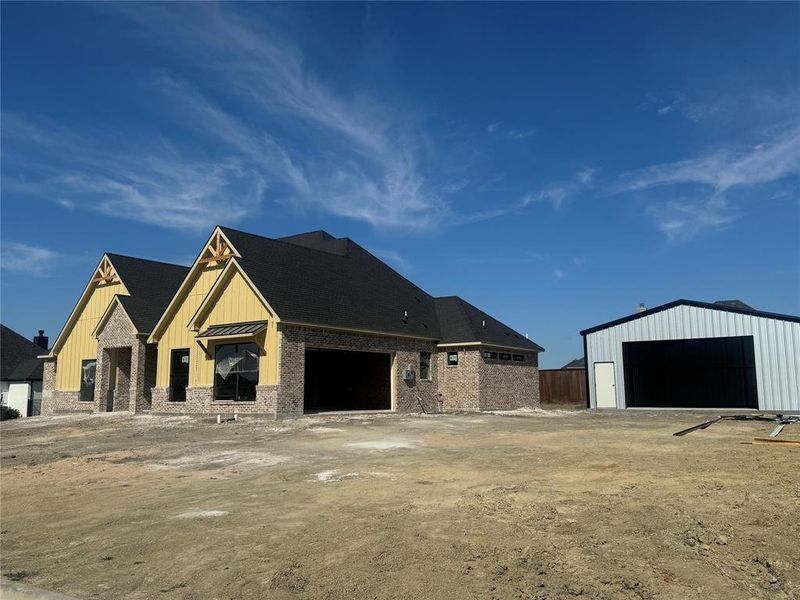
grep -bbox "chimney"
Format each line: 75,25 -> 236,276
33,329 -> 48,350
636,303 -> 647,313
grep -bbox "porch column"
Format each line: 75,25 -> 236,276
95,348 -> 111,413
128,337 -> 148,412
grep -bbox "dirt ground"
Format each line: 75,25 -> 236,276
1,409 -> 798,600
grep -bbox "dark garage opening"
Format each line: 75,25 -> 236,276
623,336 -> 758,409
304,348 -> 392,412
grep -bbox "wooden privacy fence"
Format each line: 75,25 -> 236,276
540,368 -> 586,406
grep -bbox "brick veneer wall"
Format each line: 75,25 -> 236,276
150,324 -> 441,416
42,302 -> 160,415
277,325 -> 441,415
479,350 -> 540,410
437,347 -> 481,411
151,384 -> 280,414
41,359 -> 86,415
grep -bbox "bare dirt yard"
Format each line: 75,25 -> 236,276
1,409 -> 798,600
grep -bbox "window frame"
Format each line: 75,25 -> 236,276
169,348 -> 191,402
446,351 -> 459,367
499,352 -> 512,361
483,351 -> 498,359
79,359 -> 96,403
512,354 -> 525,362
419,351 -> 431,380
213,342 -> 259,402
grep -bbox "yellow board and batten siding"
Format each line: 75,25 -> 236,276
55,281 -> 125,390
155,266 -> 279,388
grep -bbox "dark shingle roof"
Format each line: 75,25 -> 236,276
562,357 -> 585,369
222,228 -> 440,339
433,296 -> 544,351
1,325 -> 44,381
219,228 -> 543,350
714,299 -> 755,311
106,254 -> 190,333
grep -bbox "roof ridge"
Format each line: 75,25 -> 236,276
105,252 -> 190,270
221,226 -> 355,259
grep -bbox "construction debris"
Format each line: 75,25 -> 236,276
752,437 -> 800,448
673,413 -> 800,437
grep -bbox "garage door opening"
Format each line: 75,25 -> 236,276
304,349 -> 392,412
623,336 -> 758,409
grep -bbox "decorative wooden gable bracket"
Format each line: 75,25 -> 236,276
92,256 -> 119,285
199,230 -> 235,265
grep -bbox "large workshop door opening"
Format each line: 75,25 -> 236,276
622,336 -> 758,409
304,349 -> 392,412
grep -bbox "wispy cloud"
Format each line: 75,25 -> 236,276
370,249 -> 412,274
0,241 -> 60,277
2,4 -> 453,232
616,125 -> 800,238
507,128 -> 537,140
486,122 -> 536,140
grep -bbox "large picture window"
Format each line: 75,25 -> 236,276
214,342 -> 259,401
169,349 -> 190,402
79,359 -> 96,402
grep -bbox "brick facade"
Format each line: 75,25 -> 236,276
479,350 -> 540,410
438,348 -> 481,411
46,314 -> 540,418
42,303 -> 160,415
437,346 -> 540,411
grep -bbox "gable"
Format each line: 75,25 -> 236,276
190,262 -> 275,332
148,227 -> 240,343
54,278 -> 126,390
49,255 -> 130,357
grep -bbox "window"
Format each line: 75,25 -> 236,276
169,349 -> 190,402
447,351 -> 459,366
499,353 -> 512,361
483,351 -> 497,359
513,354 -> 525,362
79,359 -> 96,402
214,342 -> 259,401
419,352 -> 431,380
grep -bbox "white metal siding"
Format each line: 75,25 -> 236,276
585,305 -> 800,412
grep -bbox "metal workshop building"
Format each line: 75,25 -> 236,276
581,300 -> 800,412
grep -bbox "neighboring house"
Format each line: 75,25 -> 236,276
581,299 -> 800,411
1,325 -> 48,417
41,227 -> 544,417
561,357 -> 585,369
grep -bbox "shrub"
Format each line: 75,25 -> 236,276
1,405 -> 20,420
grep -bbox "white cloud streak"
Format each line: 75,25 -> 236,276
0,241 -> 60,277
617,125 -> 800,238
3,4 -> 450,232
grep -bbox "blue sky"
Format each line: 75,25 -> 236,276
2,2 -> 798,368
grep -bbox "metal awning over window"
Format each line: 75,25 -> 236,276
197,321 -> 268,340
